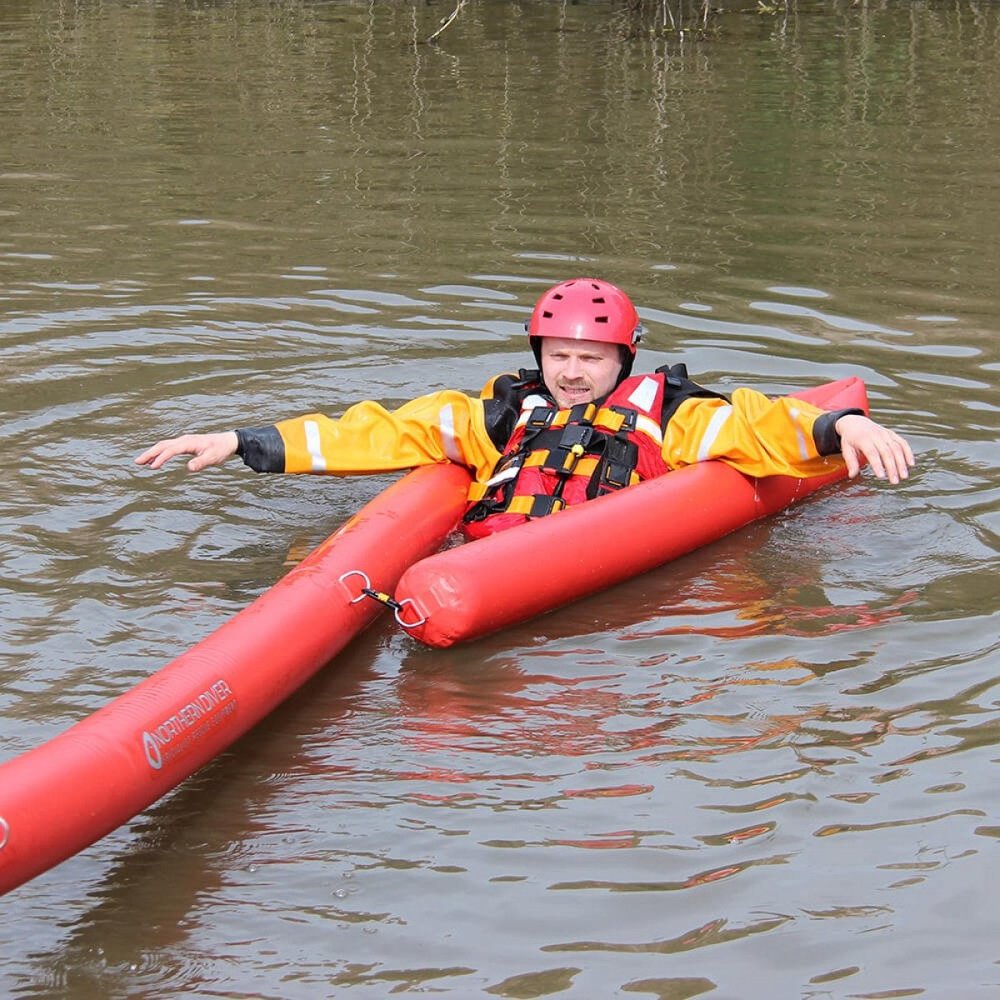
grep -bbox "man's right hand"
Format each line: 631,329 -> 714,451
135,432 -> 239,473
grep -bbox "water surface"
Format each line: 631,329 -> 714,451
1,2 -> 998,997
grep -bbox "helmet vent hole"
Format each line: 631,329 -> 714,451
595,316 -> 609,324
552,293 -> 563,301
592,296 -> 606,304
542,310 -> 553,319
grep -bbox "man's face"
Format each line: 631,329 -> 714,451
539,337 -> 624,409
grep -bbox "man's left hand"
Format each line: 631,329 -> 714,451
835,414 -> 915,485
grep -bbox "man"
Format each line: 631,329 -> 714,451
136,278 -> 914,537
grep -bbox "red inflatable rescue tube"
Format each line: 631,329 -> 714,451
0,463 -> 471,897
395,378 -> 869,648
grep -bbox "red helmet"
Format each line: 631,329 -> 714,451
527,278 -> 643,355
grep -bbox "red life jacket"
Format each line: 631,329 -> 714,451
463,366 -> 726,538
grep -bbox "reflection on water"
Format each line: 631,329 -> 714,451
2,1 -> 999,998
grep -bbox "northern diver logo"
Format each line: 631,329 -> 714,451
141,679 -> 237,770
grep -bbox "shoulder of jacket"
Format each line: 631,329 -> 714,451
480,368 -> 544,402
652,363 -> 729,399
480,369 -> 548,450
636,364 -> 731,428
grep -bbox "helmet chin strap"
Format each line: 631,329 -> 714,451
616,345 -> 635,383
529,335 -> 543,369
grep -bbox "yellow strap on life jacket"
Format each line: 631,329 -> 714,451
503,494 -> 566,516
522,452 -> 601,474
516,405 -> 626,433
467,481 -> 490,502
594,407 -> 628,433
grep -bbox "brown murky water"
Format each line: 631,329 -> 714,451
2,1 -> 998,997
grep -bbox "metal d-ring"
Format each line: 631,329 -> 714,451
338,569 -> 373,604
391,598 -> 426,631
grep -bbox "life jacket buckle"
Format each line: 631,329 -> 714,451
592,437 -> 640,494
609,406 -> 637,432
601,461 -> 633,490
542,424 -> 594,476
528,494 -> 565,518
525,407 -> 555,431
462,503 -> 492,523
566,402 -> 598,425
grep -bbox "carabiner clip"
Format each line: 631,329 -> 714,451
337,570 -> 426,630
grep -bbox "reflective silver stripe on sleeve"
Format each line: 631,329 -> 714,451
304,419 -> 327,471
696,405 -> 732,462
789,406 -> 810,460
438,404 -> 464,463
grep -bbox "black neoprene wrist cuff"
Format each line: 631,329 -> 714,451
234,426 -> 286,473
813,407 -> 866,455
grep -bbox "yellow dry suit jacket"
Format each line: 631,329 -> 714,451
235,368 -> 857,486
